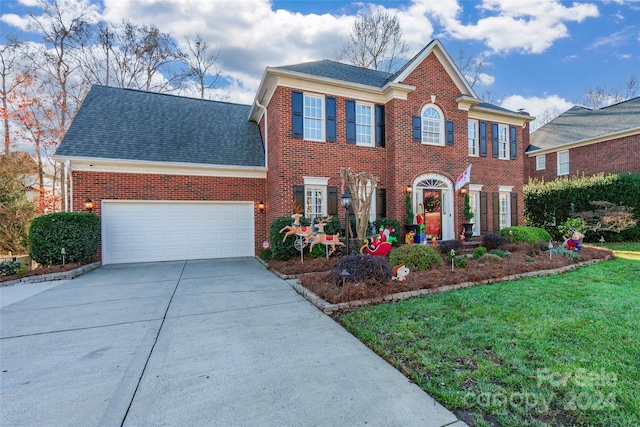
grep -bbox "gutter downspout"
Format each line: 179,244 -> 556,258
254,99 -> 267,168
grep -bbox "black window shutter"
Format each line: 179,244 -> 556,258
346,100 -> 356,144
510,193 -> 518,226
375,105 -> 385,147
510,126 -> 517,159
412,115 -> 421,142
291,91 -> 303,139
293,185 -> 305,213
328,186 -> 338,216
492,192 -> 500,231
492,123 -> 499,158
326,97 -> 336,142
479,121 -> 487,157
445,120 -> 454,146
376,188 -> 386,218
480,192 -> 488,234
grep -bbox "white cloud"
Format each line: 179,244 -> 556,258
422,0 -> 599,54
501,94 -> 574,131
477,73 -> 495,87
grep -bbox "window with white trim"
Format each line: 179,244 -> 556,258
557,150 -> 569,176
499,191 -> 511,229
469,190 -> 480,235
305,186 -> 326,221
355,102 -> 374,146
498,124 -> 509,159
468,120 -> 478,156
536,154 -> 546,170
304,94 -> 324,141
421,105 -> 444,146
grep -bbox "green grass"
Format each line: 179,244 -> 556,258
338,243 -> 640,427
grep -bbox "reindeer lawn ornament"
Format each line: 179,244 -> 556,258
279,213 -> 313,242
304,216 -> 345,258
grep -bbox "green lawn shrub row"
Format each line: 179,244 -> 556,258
499,226 -> 551,243
29,212 -> 100,266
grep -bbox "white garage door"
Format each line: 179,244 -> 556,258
101,201 -> 255,264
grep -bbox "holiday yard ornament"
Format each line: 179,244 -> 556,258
304,216 -> 345,258
392,264 -> 410,282
562,229 -> 585,251
360,226 -> 397,256
279,213 -> 313,242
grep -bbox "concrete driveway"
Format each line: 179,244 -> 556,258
1,258 -> 465,426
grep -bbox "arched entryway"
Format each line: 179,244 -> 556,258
410,174 -> 455,241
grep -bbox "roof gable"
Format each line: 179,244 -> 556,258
55,85 -> 265,168
274,60 -> 393,88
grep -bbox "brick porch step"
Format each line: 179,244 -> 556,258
459,240 -> 481,254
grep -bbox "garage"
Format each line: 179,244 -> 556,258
101,201 -> 255,264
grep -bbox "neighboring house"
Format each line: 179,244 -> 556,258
54,39 -> 533,264
526,96 -> 640,182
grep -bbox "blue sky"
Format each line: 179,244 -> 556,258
2,0 -> 639,124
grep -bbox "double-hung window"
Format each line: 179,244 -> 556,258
304,94 -> 324,141
421,105 -> 444,146
305,186 -> 326,221
355,102 -> 373,146
557,150 -> 569,176
468,120 -> 478,156
536,155 -> 546,170
498,124 -> 509,159
499,191 -> 511,229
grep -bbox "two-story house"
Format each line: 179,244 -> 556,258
526,96 -> 640,182
54,39 -> 533,264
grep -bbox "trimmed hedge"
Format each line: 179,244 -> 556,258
29,212 -> 100,266
373,217 -> 401,241
389,244 -> 443,272
499,226 -> 551,243
525,172 -> 640,241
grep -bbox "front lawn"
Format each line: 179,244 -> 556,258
337,243 -> 640,426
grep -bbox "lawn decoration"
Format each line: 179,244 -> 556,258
562,229 -> 584,251
279,213 -> 313,242
361,226 -> 397,256
391,264 -> 410,282
405,230 -> 415,244
305,216 -> 345,259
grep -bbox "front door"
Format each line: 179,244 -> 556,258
413,174 -> 455,240
421,190 -> 442,239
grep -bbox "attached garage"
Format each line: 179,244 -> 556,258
101,201 -> 255,265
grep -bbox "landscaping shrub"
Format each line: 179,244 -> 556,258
308,243 -> 326,259
490,249 -> 508,258
438,239 -> 462,255
454,257 -> 467,268
472,246 -> 487,259
558,217 -> 586,238
269,216 -> 311,261
0,260 -> 25,277
373,217 -> 401,241
482,234 -> 508,251
551,247 -> 581,260
330,255 -> 392,286
478,253 -> 504,263
499,226 -> 551,243
389,244 -> 443,272
259,248 -> 272,262
29,212 -> 100,266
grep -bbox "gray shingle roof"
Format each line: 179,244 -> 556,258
56,85 -> 265,167
275,60 -> 393,88
529,97 -> 640,152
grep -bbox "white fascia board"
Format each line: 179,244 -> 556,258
468,107 -> 535,127
53,156 -> 267,179
526,127 -> 640,157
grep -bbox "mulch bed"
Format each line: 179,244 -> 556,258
0,260 -> 96,284
268,244 -> 613,304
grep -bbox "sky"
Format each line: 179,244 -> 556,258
2,0 -> 639,127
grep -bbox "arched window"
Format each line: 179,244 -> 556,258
421,105 -> 444,146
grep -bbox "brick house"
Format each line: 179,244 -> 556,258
526,96 -> 640,181
54,39 -> 533,264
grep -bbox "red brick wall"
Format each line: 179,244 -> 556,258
71,171 -> 267,259
528,134 -> 640,182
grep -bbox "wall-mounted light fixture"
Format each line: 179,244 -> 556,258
459,188 -> 467,196
84,198 -> 94,212
258,201 -> 265,212
406,185 -> 413,194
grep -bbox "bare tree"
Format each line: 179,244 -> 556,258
582,76 -> 639,109
181,34 -> 223,99
340,168 -> 379,240
454,50 -> 490,90
336,10 -> 408,73
1,40 -> 25,154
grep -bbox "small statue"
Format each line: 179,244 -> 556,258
392,264 -> 410,282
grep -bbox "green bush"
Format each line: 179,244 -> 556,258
558,217 -> 586,238
499,226 -> 551,243
0,260 -> 24,277
551,247 -> 581,260
454,257 -> 467,268
308,243 -> 326,258
478,253 -> 504,263
330,255 -> 391,285
472,246 -> 487,259
389,244 -> 443,272
490,249 -> 508,258
259,248 -> 272,262
29,212 -> 100,266
524,172 -> 640,241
